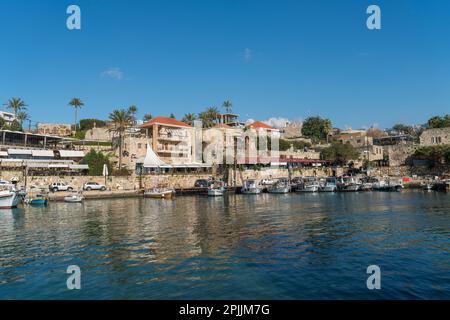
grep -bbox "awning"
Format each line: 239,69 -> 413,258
48,164 -> 69,168
58,150 -> 85,158
69,164 -> 89,170
0,151 -> 8,157
8,149 -> 32,155
31,150 -> 54,157
143,143 -> 172,168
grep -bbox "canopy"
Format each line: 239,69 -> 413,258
143,143 -> 172,168
31,150 -> 54,157
58,150 -> 85,158
8,149 -> 32,155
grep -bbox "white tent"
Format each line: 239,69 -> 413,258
143,144 -> 172,168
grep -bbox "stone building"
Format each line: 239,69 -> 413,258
419,127 -> 450,146
140,116 -> 197,165
37,123 -> 72,137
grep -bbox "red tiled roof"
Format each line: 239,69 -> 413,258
213,123 -> 232,129
246,121 -> 278,131
140,116 -> 191,128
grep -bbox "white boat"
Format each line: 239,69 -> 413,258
320,177 -> 337,192
208,181 -> 225,197
64,192 -> 85,203
144,188 -> 175,199
298,177 -> 320,193
337,176 -> 361,192
268,179 -> 290,194
241,180 -> 263,194
0,184 -> 22,209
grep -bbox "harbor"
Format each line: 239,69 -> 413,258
0,191 -> 449,299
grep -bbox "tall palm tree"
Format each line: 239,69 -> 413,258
222,100 -> 233,113
69,98 -> 84,131
4,97 -> 27,118
182,113 -> 197,125
128,105 -> 138,125
108,109 -> 133,169
16,111 -> 29,127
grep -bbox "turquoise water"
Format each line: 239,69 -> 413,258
0,192 -> 449,299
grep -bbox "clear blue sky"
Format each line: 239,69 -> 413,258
1,0 -> 449,129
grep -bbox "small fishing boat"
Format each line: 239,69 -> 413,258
268,179 -> 290,194
0,184 -> 22,209
337,176 -> 361,192
320,177 -> 338,192
298,177 -> 320,193
144,188 -> 175,199
26,194 -> 49,206
241,179 -> 263,194
64,192 -> 85,203
208,181 -> 225,197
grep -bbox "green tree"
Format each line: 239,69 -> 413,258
69,98 -> 84,131
321,142 -> 360,165
9,120 -> 23,132
4,97 -> 27,117
81,149 -> 113,176
198,106 -> 220,128
143,114 -> 153,122
182,113 -> 197,125
301,116 -> 332,143
16,111 -> 29,127
169,113 -> 176,119
108,109 -> 133,169
79,118 -> 107,131
427,115 -> 450,129
222,100 -> 233,113
392,123 -> 414,135
0,117 -> 6,129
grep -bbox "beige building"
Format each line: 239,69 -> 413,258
419,127 -> 450,146
140,116 -> 196,165
37,123 -> 72,137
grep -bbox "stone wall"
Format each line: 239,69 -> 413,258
384,144 -> 417,167
0,170 -> 212,190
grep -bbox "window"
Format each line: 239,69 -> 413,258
138,143 -> 142,149
437,137 -> 442,144
431,137 -> 435,144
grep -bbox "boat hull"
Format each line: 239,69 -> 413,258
268,187 -> 290,194
208,189 -> 224,196
320,185 -> 337,192
242,187 -> 262,194
0,191 -> 21,209
144,190 -> 174,199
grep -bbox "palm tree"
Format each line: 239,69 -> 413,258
108,109 -> 133,169
4,97 -> 27,118
128,105 -> 138,125
222,100 -> 233,113
169,113 -> 176,119
16,111 -> 29,127
69,98 -> 84,131
182,113 -> 197,125
143,113 -> 153,122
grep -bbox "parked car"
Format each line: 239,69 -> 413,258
83,182 -> 107,191
49,182 -> 74,192
194,179 -> 209,188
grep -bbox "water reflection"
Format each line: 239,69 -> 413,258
0,191 -> 449,299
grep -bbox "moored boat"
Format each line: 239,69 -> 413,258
0,184 -> 22,209
298,177 -> 320,193
26,194 -> 49,206
267,179 -> 290,194
241,179 -> 263,194
337,176 -> 361,192
320,177 -> 337,192
372,179 -> 403,192
207,181 -> 225,197
64,192 -> 85,203
144,188 -> 175,199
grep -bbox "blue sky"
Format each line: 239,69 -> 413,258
1,0 -> 449,129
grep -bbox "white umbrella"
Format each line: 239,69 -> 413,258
102,164 -> 109,187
